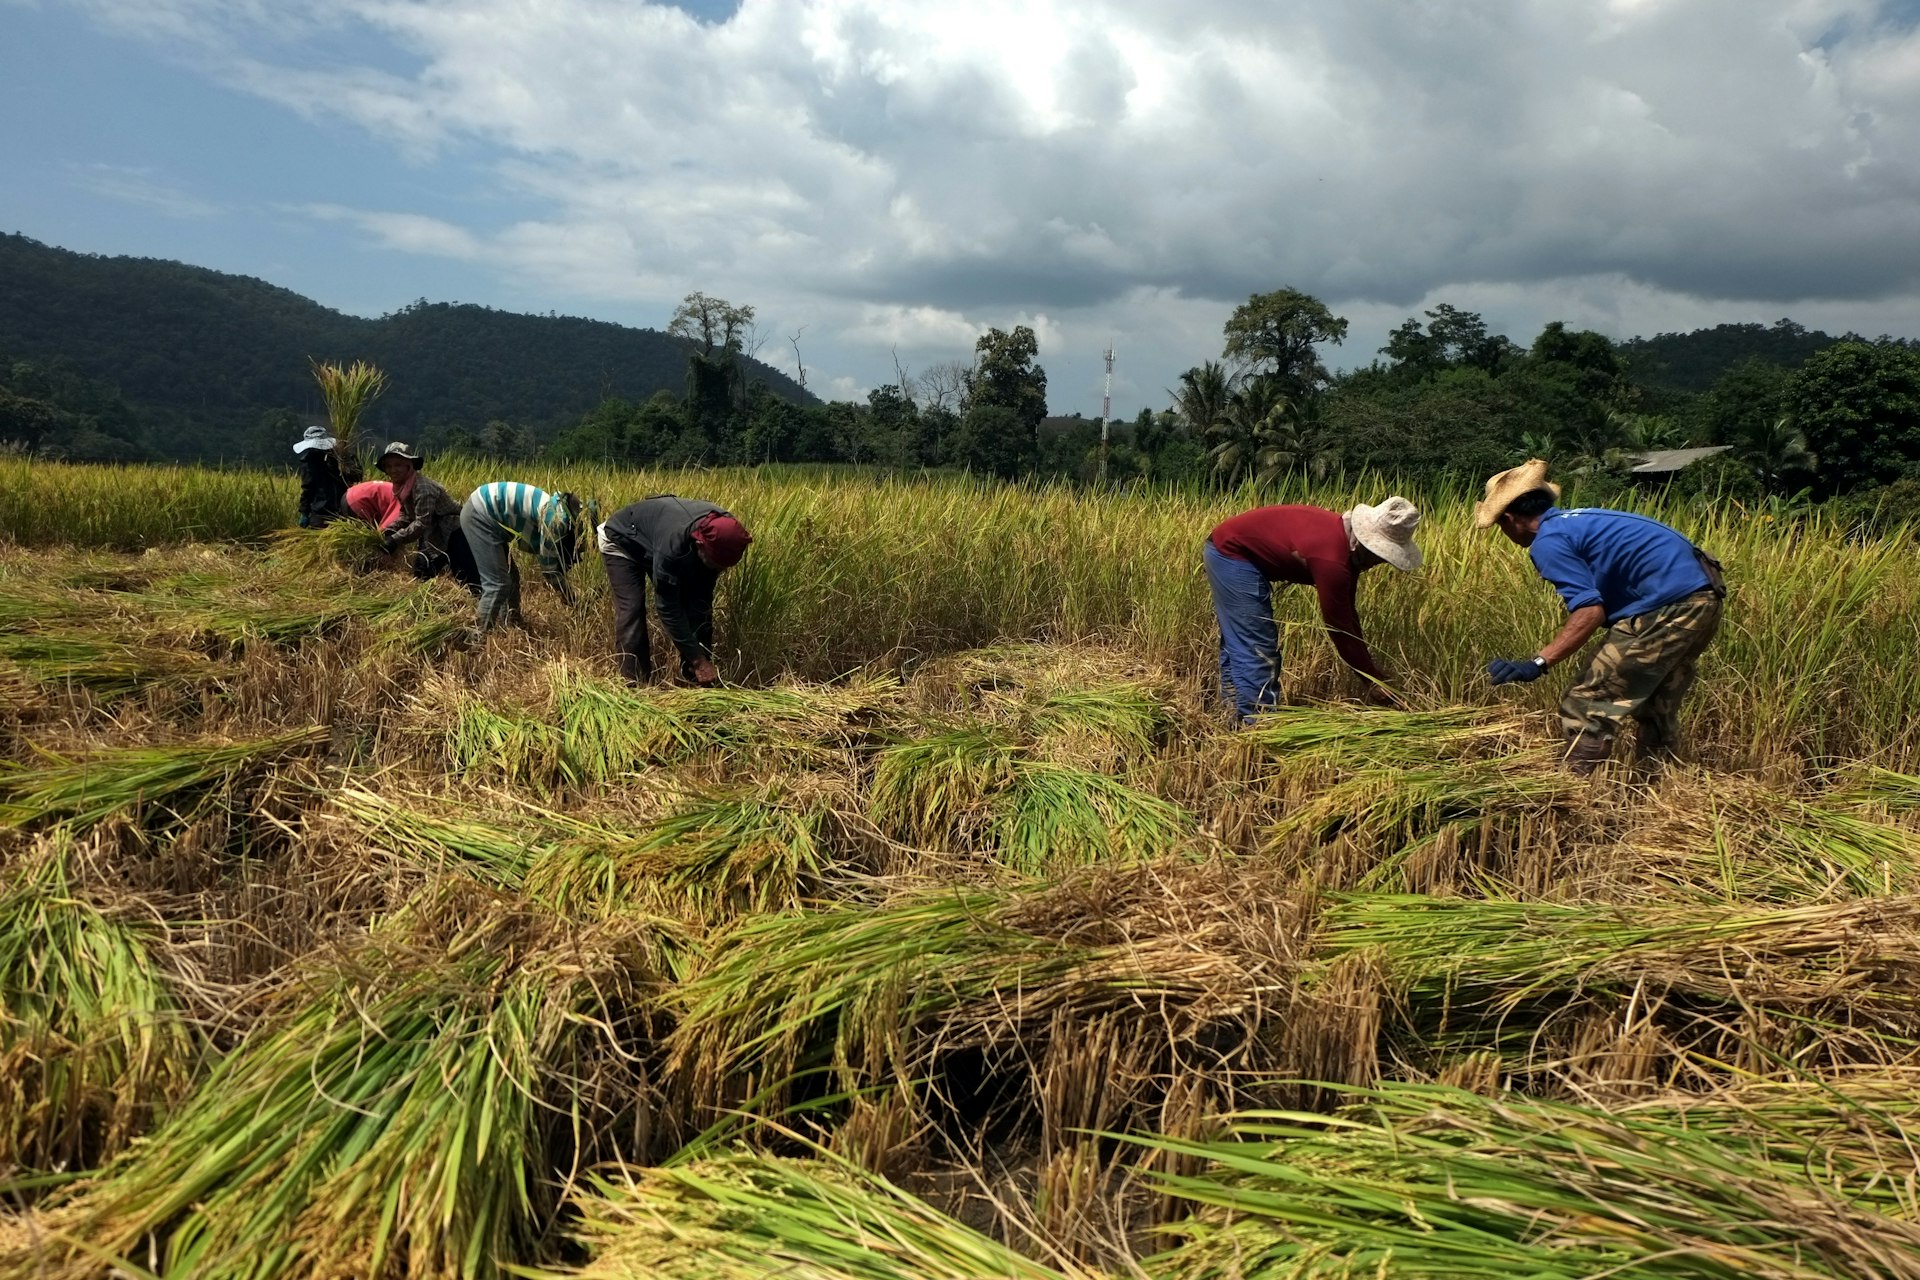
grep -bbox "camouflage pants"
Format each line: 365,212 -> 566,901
1559,589 -> 1722,763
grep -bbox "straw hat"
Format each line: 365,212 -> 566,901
292,424 -> 336,454
1346,496 -> 1423,572
377,441 -> 423,467
1473,458 -> 1562,529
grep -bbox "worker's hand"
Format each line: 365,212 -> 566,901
1362,684 -> 1399,708
380,529 -> 399,552
1486,657 -> 1546,686
689,656 -> 719,686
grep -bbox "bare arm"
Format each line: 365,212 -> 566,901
1539,605 -> 1606,667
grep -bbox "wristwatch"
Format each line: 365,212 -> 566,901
1531,656 -> 1550,671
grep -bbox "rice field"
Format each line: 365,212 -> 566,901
3,459 -> 1920,1278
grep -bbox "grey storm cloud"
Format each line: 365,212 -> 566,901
57,0 -> 1920,408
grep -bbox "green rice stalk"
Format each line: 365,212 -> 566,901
268,520 -> 388,575
550,668 -> 895,782
1139,1080 -> 1920,1279
619,779 -> 844,917
667,891 -> 1089,1109
22,893 -> 656,1280
447,700 -> 567,792
667,886 -> 1252,1117
548,1150 -> 1092,1280
0,842 -> 199,1176
1028,682 -> 1173,769
867,727 -> 1019,850
1318,895 -> 1920,1059
1234,704 -> 1534,773
0,727 -> 327,833
996,761 -> 1195,874
0,633 -> 220,700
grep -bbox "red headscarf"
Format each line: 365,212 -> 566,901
691,512 -> 752,568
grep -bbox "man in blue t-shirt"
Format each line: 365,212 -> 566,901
1475,459 -> 1725,774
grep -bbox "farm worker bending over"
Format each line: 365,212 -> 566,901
377,442 -> 479,594
1478,458 -> 1726,774
292,424 -> 346,527
598,496 -> 752,686
459,480 -> 586,634
343,480 -> 400,530
1204,498 -> 1422,721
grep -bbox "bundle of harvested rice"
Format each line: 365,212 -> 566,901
267,520 -> 389,575
0,632 -> 222,700
870,729 -> 1195,873
0,841 -> 199,1176
16,888 -> 665,1280
550,667 -> 899,781
1320,894 -> 1920,1076
0,727 -> 327,833
669,870 -> 1294,1128
1141,1080 -> 1920,1279
548,1150 -> 1098,1280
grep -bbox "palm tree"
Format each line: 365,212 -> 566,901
1169,362 -> 1235,441
1734,415 -> 1818,492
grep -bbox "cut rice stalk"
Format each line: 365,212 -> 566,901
996,761 -> 1196,875
1139,1080 -> 1920,1280
17,890 -> 663,1280
549,1149 -> 1098,1280
0,840 -> 200,1177
0,727 -> 328,833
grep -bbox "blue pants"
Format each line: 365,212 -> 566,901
1205,540 -> 1281,723
459,501 -> 522,632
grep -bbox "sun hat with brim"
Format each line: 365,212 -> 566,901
1346,496 -> 1423,572
377,441 -> 423,467
292,424 -> 336,454
1473,458 -> 1562,528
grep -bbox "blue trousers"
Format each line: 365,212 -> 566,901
1204,540 -> 1281,722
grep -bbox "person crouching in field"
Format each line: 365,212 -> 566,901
459,480 -> 586,634
598,496 -> 752,687
1204,498 -> 1423,721
376,442 -> 479,595
293,425 -> 347,527
344,479 -> 400,531
1478,459 -> 1726,774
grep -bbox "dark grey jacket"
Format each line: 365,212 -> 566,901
601,496 -> 730,656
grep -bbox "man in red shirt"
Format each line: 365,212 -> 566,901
1204,498 -> 1423,721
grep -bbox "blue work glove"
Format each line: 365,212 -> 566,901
1486,657 -> 1547,686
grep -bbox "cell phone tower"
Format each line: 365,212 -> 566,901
1098,340 -> 1115,485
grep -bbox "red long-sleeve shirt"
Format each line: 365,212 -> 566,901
1208,504 -> 1385,680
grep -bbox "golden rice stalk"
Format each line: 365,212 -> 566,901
308,358 -> 387,455
548,1150 -> 1098,1280
0,727 -> 327,834
267,520 -> 388,575
0,840 -> 200,1177
1140,1080 -> 1920,1280
16,887 -> 664,1280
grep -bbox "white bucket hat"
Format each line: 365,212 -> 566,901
1347,496 -> 1423,572
292,424 -> 336,454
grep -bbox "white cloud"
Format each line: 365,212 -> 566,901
68,163 -> 222,219
53,0 -> 1920,410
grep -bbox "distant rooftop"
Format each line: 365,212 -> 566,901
1630,446 -> 1732,475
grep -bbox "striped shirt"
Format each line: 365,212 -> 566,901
466,481 -> 578,593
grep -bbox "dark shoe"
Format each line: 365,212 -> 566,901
1564,733 -> 1614,776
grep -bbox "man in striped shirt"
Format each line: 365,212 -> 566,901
459,481 -> 584,632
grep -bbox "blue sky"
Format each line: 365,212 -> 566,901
10,0 -> 1920,416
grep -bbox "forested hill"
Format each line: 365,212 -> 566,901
0,233 -> 813,460
1618,319 -> 1844,392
